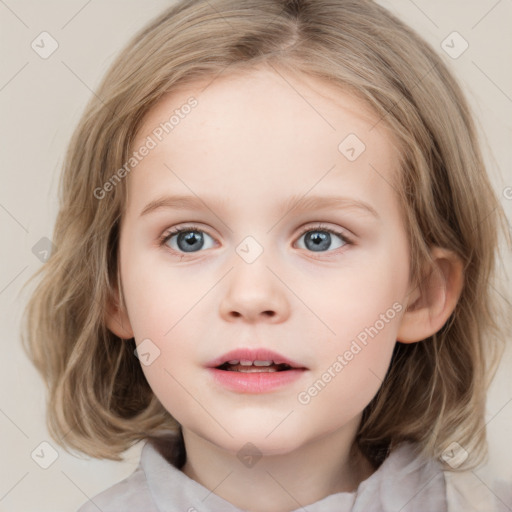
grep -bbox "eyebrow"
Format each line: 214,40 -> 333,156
139,193 -> 380,220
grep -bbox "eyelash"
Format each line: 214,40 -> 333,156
158,223 -> 354,256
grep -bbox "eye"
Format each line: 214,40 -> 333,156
295,224 -> 352,253
159,225 -> 216,253
158,223 -> 353,256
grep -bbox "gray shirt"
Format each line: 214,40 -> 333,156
77,439 -> 454,511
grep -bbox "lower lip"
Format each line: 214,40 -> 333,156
207,368 -> 306,393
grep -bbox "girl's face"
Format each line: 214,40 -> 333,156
113,65 -> 414,456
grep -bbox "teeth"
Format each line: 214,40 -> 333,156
226,360 -> 275,366
221,359 -> 293,370
233,367 -> 278,373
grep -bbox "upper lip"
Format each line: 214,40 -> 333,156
206,348 -> 307,369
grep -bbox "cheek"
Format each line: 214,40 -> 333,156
120,268 -> 207,402
294,248 -> 406,412
296,313 -> 399,429
120,246 -> 205,339
299,252 -> 407,346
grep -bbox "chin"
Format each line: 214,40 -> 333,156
200,423 -> 308,457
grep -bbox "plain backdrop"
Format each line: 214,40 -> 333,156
1,1 -> 511,511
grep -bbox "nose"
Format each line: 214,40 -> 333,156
219,258 -> 290,324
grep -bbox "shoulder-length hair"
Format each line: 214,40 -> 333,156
21,0 -> 511,468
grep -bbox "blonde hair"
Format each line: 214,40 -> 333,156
21,0 -> 511,469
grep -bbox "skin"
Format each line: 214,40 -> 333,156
106,63 -> 463,512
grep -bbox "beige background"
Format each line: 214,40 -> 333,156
1,1 -> 511,511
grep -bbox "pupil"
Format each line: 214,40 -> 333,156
178,231 -> 203,252
305,231 -> 330,251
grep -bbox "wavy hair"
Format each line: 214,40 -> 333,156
21,0 -> 511,469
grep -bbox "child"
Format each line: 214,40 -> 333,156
21,0 -> 512,510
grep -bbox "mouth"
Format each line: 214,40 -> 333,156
215,360 -> 296,373
206,348 -> 307,393
206,348 -> 308,373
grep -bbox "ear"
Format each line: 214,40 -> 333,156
105,280 -> 134,340
397,247 -> 464,343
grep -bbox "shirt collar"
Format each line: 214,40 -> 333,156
141,437 -> 446,512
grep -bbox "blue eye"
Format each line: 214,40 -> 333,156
160,225 -> 216,253
296,226 -> 350,252
159,223 -> 353,255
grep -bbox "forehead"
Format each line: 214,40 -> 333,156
126,64 -> 402,219
138,64 -> 388,146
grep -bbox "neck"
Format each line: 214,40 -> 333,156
180,421 -> 376,512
